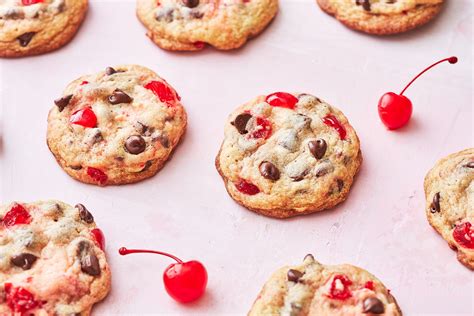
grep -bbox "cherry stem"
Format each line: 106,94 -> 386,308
400,56 -> 458,96
119,247 -> 183,263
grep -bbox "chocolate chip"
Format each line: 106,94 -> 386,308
190,11 -> 204,19
259,161 -> 280,181
89,129 -> 103,146
125,135 -> 146,155
182,0 -> 199,8
465,162 -> 474,168
155,134 -> 170,148
11,253 -> 37,270
108,89 -> 133,105
430,192 -> 440,213
287,269 -> 304,282
291,169 -> 309,182
337,179 -> 344,192
75,204 -> 94,224
77,241 -> 101,277
70,165 -> 83,170
356,0 -> 371,11
54,94 -> 73,112
105,67 -> 117,75
233,113 -> 252,134
362,297 -> 385,314
304,254 -> 314,261
17,32 -> 35,47
140,160 -> 153,172
308,139 -> 327,159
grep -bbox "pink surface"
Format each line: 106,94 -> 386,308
0,0 -> 473,314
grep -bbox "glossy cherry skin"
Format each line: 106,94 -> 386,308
4,283 -> 41,313
2,204 -> 31,228
90,228 -> 106,250
70,107 -> 97,128
235,179 -> 260,195
453,222 -> 474,249
163,260 -> 208,303
145,81 -> 179,103
266,92 -> 298,109
22,0 -> 43,5
327,274 -> 352,300
378,92 -> 413,130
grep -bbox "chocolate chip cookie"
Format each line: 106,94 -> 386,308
47,65 -> 187,186
249,254 -> 402,315
317,0 -> 444,35
0,200 -> 111,315
215,92 -> 362,218
0,0 -> 88,57
424,148 -> 474,270
136,0 -> 279,51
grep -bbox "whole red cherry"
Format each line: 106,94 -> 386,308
119,247 -> 208,303
378,56 -> 458,130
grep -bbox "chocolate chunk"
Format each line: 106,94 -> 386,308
11,253 -> 37,270
362,297 -> 385,314
140,160 -> 153,172
135,121 -> 149,134
156,134 -> 170,148
430,192 -> 440,213
76,204 -> 94,224
232,113 -> 252,135
190,11 -> 204,19
182,0 -> 199,8
77,241 -> 101,277
105,67 -> 117,75
356,0 -> 371,11
337,179 -> 344,192
70,165 -> 83,170
308,139 -> 327,159
17,32 -> 35,47
259,161 -> 280,181
465,162 -> 474,168
287,269 -> 304,282
108,89 -> 133,105
291,169 -> 309,182
54,94 -> 73,112
125,135 -> 146,155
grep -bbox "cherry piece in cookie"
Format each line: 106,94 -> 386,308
378,56 -> 458,130
453,222 -> 474,249
235,179 -> 260,195
266,92 -> 298,109
21,0 -> 44,5
70,107 -> 97,128
4,283 -> 41,314
327,274 -> 352,300
87,167 -> 108,185
248,117 -> 272,140
322,114 -> 346,140
145,81 -> 179,103
119,247 -> 208,303
90,228 -> 106,250
2,204 -> 31,228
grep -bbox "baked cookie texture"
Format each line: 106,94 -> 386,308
136,0 -> 279,51
424,148 -> 474,270
47,65 -> 187,186
249,255 -> 402,315
216,92 -> 362,218
0,200 -> 111,315
316,0 -> 443,35
0,0 -> 88,57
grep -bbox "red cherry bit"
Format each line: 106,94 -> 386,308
119,247 -> 208,303
266,92 -> 298,109
90,228 -> 106,251
70,107 -> 97,128
22,0 -> 43,5
378,56 -> 458,130
2,204 -> 31,228
453,222 -> 474,249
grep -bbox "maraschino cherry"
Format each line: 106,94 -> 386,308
378,56 -> 458,130
119,247 -> 208,303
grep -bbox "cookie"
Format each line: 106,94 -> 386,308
0,0 -> 88,57
47,65 -> 187,186
249,254 -> 402,315
424,148 -> 474,270
215,92 -> 362,218
316,0 -> 444,35
0,200 -> 111,315
136,0 -> 279,51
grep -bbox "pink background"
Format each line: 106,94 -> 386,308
0,0 -> 472,314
